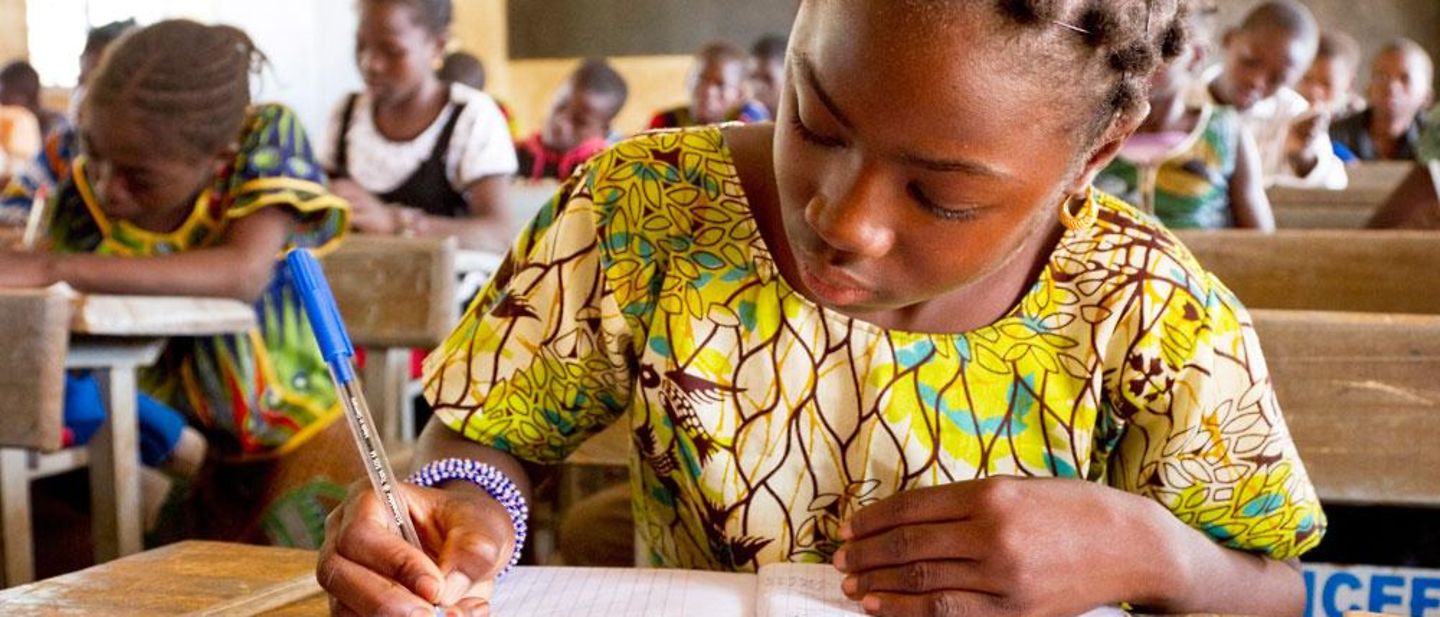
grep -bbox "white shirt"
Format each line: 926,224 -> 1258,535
1201,69 -> 1348,190
321,82 -> 518,195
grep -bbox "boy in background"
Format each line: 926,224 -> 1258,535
1207,0 -> 1348,189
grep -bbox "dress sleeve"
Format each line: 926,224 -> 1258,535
1100,272 -> 1326,561
447,90 -> 520,189
422,153 -> 635,464
223,104 -> 350,254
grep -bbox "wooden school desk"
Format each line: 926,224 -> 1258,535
0,291 -> 256,586
1266,161 -> 1412,229
0,540 -> 1272,617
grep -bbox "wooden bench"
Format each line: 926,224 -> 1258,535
320,235 -> 458,445
0,289 -> 255,587
1267,161 -> 1414,229
1253,309 -> 1440,506
1174,229 -> 1440,315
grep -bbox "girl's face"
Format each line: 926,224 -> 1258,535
79,104 -> 223,223
772,1 -> 1121,320
356,1 -> 444,105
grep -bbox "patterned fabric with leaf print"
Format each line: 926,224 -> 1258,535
424,126 -> 1326,571
46,103 -> 351,460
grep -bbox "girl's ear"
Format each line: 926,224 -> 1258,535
1067,103 -> 1150,194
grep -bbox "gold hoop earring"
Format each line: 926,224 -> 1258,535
1059,186 -> 1098,232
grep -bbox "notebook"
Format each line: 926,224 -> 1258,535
489,564 -> 1128,617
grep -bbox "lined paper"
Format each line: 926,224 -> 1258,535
756,564 -> 865,617
490,567 -> 755,617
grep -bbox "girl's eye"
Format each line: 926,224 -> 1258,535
790,112 -> 845,149
907,182 -> 979,222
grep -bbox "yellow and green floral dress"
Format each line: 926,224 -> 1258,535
48,103 -> 350,460
425,127 -> 1326,570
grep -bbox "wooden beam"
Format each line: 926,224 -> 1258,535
1175,229 -> 1440,315
1254,309 -> 1440,506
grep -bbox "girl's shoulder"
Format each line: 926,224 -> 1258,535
1084,191 -> 1235,308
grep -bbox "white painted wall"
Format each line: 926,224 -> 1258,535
23,0 -> 363,142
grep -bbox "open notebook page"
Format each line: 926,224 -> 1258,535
755,563 -> 1130,617
489,566 -> 755,617
757,563 -> 865,617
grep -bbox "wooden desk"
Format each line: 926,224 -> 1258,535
0,541 -> 324,615
0,292 -> 256,586
1267,161 -> 1413,229
0,541 -> 1263,617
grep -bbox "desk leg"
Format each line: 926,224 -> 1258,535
88,368 -> 142,563
0,448 -> 33,586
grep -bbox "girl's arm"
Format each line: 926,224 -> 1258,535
336,175 -> 514,253
1230,127 -> 1277,231
0,206 -> 294,303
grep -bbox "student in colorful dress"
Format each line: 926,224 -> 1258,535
1329,39 -> 1434,162
1096,6 -> 1273,230
648,41 -> 752,129
0,20 -> 357,548
515,59 -> 628,181
321,1 -> 1326,615
1206,1 -> 1348,189
324,0 -> 518,252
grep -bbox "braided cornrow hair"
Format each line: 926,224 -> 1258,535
82,19 -> 265,161
998,0 -> 1191,139
363,0 -> 453,36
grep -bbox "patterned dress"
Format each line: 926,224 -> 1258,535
1096,105 -> 1241,230
425,127 -> 1326,571
47,103 -> 350,460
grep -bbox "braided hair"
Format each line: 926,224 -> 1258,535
82,20 -> 264,161
996,0 -> 1191,139
362,0 -> 453,36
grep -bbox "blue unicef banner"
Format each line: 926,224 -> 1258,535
1304,564 -> 1440,617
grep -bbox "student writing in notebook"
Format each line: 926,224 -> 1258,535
319,1 -> 1326,616
0,20 -> 359,549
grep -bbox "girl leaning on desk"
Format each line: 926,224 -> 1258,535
0,20 -> 361,548
320,1 -> 1327,616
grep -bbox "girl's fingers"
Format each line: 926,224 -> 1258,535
841,560 -> 996,599
316,550 -> 438,617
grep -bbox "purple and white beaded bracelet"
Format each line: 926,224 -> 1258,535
407,458 -> 529,577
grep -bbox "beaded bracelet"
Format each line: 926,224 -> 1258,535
407,458 -> 529,577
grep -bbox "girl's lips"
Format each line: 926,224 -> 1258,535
797,259 -> 874,307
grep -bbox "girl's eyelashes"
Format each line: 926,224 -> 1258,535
907,182 -> 980,222
789,112 -> 846,149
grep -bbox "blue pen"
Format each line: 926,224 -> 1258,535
286,249 -> 423,550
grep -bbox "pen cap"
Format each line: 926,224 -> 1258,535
284,249 -> 358,384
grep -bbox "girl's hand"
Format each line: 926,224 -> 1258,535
318,481 -> 518,617
835,477 -> 1173,617
0,250 -> 56,288
331,179 -> 396,235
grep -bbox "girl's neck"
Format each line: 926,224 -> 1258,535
373,78 -> 448,140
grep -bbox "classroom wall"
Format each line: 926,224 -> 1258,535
449,0 -> 695,137
0,0 -> 26,62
